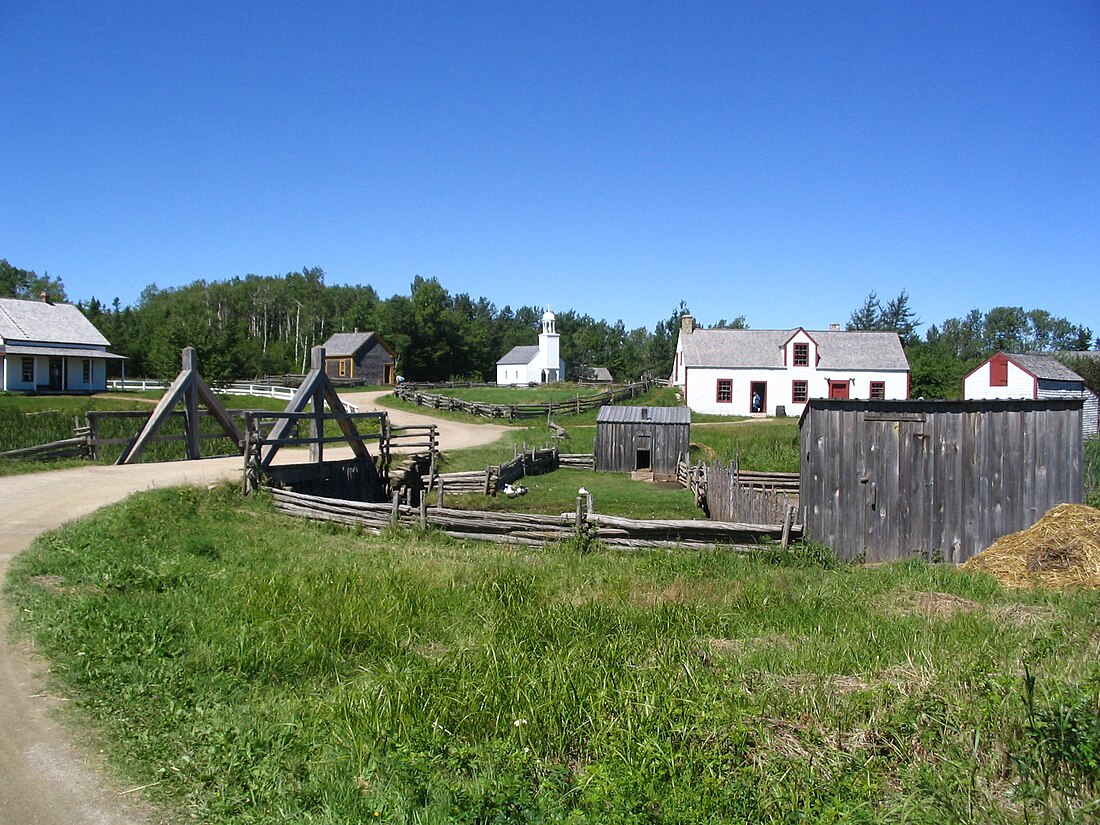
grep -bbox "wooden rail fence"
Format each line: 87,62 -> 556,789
394,381 -> 652,420
268,487 -> 799,551
677,459 -> 800,526
433,451 -> 596,498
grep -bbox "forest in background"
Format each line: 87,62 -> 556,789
2,258 -> 1097,396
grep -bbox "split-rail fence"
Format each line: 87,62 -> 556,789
394,381 -> 651,420
268,486 -> 800,551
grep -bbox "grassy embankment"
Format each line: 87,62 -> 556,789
6,484 -> 1099,824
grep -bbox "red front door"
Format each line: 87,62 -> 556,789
829,380 -> 849,400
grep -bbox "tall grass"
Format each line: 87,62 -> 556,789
7,485 -> 1100,823
1085,437 -> 1100,507
0,394 -> 298,469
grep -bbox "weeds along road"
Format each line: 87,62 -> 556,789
0,393 -> 507,825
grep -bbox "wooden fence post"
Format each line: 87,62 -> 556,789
781,505 -> 795,550
391,490 -> 401,525
419,495 -> 428,529
575,496 -> 584,540
437,479 -> 445,509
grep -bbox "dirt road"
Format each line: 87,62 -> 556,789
0,395 -> 507,825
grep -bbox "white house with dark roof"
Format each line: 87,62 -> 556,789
670,316 -> 909,416
964,351 -> 1098,436
0,296 -> 125,392
496,310 -> 566,385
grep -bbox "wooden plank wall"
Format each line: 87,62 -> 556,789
594,421 -> 689,475
800,400 -> 1084,562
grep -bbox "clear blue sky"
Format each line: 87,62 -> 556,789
3,1 -> 1098,336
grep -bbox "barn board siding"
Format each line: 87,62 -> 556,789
594,407 -> 690,476
800,399 -> 1084,563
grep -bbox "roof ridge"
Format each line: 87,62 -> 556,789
0,300 -> 29,338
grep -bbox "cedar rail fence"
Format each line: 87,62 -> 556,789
677,459 -> 800,528
268,486 -> 801,551
434,449 -> 595,496
394,381 -> 652,420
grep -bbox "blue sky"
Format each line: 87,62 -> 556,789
3,1 -> 1098,336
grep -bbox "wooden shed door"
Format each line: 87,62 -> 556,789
829,380 -> 849,400
634,434 -> 652,471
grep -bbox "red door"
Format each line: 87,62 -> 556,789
829,380 -> 849,400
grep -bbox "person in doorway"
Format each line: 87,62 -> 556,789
752,391 -> 762,413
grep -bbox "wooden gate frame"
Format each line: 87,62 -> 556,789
258,346 -> 371,470
116,347 -> 243,465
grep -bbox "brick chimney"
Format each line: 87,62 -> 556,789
681,314 -> 695,334
40,290 -> 49,303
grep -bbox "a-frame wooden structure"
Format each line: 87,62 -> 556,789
116,347 -> 244,465
259,346 -> 374,470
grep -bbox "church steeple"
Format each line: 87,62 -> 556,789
542,308 -> 556,335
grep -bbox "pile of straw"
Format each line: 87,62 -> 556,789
963,503 -> 1100,589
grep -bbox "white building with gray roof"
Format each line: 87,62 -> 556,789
496,310 -> 565,385
964,351 -> 1097,436
0,296 -> 125,392
670,315 -> 909,416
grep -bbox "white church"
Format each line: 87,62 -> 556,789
495,310 -> 566,385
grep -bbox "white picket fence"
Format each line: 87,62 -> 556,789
106,380 -> 359,413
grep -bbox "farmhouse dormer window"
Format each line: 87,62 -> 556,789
793,343 -> 809,367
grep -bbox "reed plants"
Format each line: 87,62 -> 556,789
7,484 -> 1100,823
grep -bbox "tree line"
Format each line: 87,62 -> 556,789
3,258 -> 1096,395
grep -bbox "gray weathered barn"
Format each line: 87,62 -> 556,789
799,398 -> 1084,563
320,331 -> 397,385
595,406 -> 690,478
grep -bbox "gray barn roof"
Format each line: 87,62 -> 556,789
321,331 -> 393,357
0,298 -> 111,346
596,406 -> 691,424
496,345 -> 540,366
1004,352 -> 1085,382
680,328 -> 909,371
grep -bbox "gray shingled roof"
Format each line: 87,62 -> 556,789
680,328 -> 909,370
596,406 -> 691,424
496,345 -> 540,366
0,298 -> 111,346
320,331 -> 384,357
1004,352 -> 1085,382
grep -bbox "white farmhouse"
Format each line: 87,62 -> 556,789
496,310 -> 566,385
964,351 -> 1098,436
670,316 -> 909,416
0,296 -> 126,392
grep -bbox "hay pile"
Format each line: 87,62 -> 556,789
963,503 -> 1100,589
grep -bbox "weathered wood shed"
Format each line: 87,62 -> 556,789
595,406 -> 690,478
799,398 -> 1084,563
320,331 -> 397,385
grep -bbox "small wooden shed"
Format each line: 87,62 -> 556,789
320,331 -> 397,385
595,406 -> 690,479
799,398 -> 1084,563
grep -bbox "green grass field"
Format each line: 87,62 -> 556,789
6,484 -> 1099,824
446,468 -> 702,520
